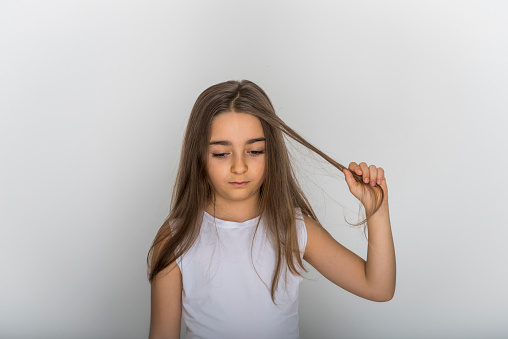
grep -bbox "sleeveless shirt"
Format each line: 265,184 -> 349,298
176,208 -> 308,339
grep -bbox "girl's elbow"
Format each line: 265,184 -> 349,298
374,294 -> 394,302
373,288 -> 395,302
366,285 -> 395,302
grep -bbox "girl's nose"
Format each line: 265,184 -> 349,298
231,155 -> 247,174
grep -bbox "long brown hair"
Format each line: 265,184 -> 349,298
147,80 -> 384,302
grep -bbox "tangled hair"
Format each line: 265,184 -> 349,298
147,80 -> 384,302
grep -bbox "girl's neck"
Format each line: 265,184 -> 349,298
205,199 -> 261,223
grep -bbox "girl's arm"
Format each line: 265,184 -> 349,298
149,260 -> 182,339
303,162 -> 396,302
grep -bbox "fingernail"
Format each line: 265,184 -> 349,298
364,178 -> 369,183
377,179 -> 381,185
358,170 -> 362,175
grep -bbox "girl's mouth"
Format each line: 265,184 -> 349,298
230,181 -> 249,187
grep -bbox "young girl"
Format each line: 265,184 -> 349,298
147,80 -> 395,339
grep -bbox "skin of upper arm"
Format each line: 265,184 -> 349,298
149,261 -> 182,339
302,215 -> 374,300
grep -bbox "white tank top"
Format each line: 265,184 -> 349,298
176,208 -> 308,339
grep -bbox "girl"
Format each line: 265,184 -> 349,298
147,80 -> 395,339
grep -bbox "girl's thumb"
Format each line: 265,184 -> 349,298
344,169 -> 353,186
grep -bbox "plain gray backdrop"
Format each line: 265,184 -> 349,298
1,1 -> 507,338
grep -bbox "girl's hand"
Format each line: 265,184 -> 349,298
343,162 -> 388,209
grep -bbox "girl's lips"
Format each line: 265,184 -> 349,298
230,181 -> 249,187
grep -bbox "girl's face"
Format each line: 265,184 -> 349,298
206,112 -> 266,209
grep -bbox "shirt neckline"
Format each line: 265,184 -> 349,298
203,210 -> 261,228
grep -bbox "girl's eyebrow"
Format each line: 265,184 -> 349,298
209,137 -> 265,146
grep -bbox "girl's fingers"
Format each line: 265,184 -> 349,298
348,162 -> 362,175
377,167 -> 385,185
369,165 -> 378,186
349,161 -> 385,186
359,162 -> 370,183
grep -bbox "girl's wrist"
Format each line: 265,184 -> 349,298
366,201 -> 390,219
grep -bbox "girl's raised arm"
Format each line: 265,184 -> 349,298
303,162 -> 396,302
149,256 -> 182,338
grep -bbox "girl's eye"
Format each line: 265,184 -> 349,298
249,150 -> 265,156
212,153 -> 228,158
211,151 -> 264,158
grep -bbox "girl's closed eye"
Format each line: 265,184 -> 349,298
249,150 -> 265,156
212,153 -> 229,158
211,150 -> 265,158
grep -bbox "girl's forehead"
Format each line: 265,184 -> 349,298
209,112 -> 264,142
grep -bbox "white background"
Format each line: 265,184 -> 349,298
1,1 -> 507,338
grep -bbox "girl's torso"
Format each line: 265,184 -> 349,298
176,208 -> 307,339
